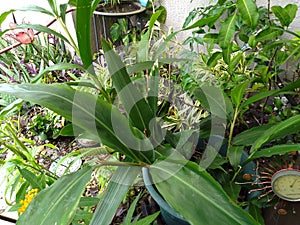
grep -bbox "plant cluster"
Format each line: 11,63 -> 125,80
0,0 -> 299,225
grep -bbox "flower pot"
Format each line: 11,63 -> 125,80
142,167 -> 190,225
91,1 -> 147,52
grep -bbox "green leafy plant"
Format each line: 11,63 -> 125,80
0,1 -> 260,225
181,0 -> 300,213
0,0 -> 300,225
110,18 -> 139,45
0,118 -> 57,212
25,106 -> 66,140
182,0 -> 300,89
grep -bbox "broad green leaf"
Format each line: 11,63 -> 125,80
73,210 -> 93,222
241,90 -> 290,109
102,40 -> 154,133
284,4 -> 298,24
18,168 -> 43,190
137,35 -> 149,62
47,0 -> 59,16
0,83 -> 144,162
219,14 -> 236,49
194,85 -> 231,119
232,124 -> 273,146
236,0 -> 259,28
78,197 -> 100,207
17,166 -> 93,225
222,44 -> 232,65
110,23 -> 121,42
249,144 -> 300,161
16,182 -> 30,204
76,0 -> 93,71
241,78 -> 300,109
183,13 -> 224,30
148,9 -> 164,34
90,166 -> 140,225
203,33 -> 219,44
206,149 -> 228,170
59,123 -> 75,136
60,4 -> 68,23
137,9 -> 164,61
147,68 -> 159,115
250,115 -> 300,153
0,98 -> 23,117
227,146 -> 244,170
0,10 -> 15,26
223,182 -> 241,201
271,4 -> 297,27
150,161 -> 259,225
230,81 -> 249,108
228,52 -> 243,73
17,5 -> 54,16
255,27 -> 284,42
207,51 -> 222,68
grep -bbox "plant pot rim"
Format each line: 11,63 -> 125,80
94,2 -> 146,17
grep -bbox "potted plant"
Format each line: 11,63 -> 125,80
92,0 -> 148,51
0,0 -> 300,224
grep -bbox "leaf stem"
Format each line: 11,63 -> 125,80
228,107 -> 239,148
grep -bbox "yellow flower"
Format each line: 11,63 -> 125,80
18,189 -> 39,214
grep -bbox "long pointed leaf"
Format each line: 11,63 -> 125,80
17,166 -> 93,225
102,40 -> 154,132
194,85 -> 233,119
232,123 -> 273,146
76,0 -> 93,71
0,10 -> 15,26
150,161 -> 259,225
250,115 -> 300,154
236,0 -> 259,28
219,14 -> 236,49
249,144 -> 300,161
90,166 -> 140,225
17,5 -> 54,16
255,27 -> 284,42
227,146 -> 244,170
271,4 -> 297,27
0,83 -> 143,162
241,78 -> 300,109
183,13 -> 224,30
231,81 -> 249,108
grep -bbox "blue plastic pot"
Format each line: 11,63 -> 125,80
138,0 -> 148,7
142,167 -> 190,225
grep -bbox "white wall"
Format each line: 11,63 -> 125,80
1,0 -> 299,43
160,0 -> 300,42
